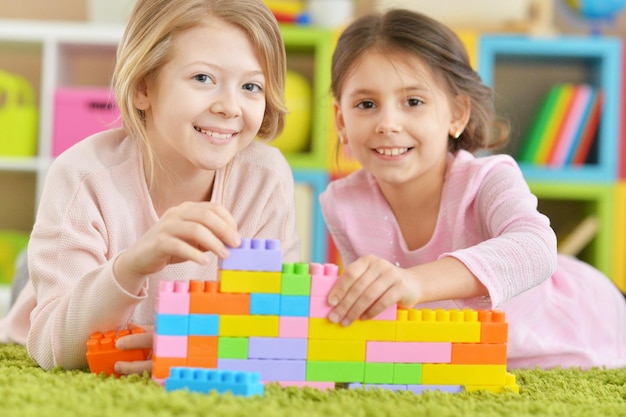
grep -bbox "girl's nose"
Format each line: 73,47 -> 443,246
209,87 -> 242,118
375,110 -> 402,135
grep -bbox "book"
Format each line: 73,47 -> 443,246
517,84 -> 564,163
547,84 -> 593,167
534,84 -> 575,165
571,89 -> 603,166
564,87 -> 599,165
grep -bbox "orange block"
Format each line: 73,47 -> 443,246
187,335 -> 218,358
451,343 -> 508,364
478,310 -> 508,343
152,356 -> 186,379
189,280 -> 250,315
86,328 -> 150,377
186,356 -> 217,368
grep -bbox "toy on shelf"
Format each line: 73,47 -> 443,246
86,327 -> 150,377
263,1 -> 309,24
151,238 -> 519,395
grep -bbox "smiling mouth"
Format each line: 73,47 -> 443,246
375,147 -> 410,156
194,126 -> 235,140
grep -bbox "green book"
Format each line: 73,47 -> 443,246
518,84 -> 565,163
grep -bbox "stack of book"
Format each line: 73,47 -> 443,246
517,83 -> 603,167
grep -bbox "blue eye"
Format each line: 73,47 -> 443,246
194,74 -> 214,84
243,83 -> 263,93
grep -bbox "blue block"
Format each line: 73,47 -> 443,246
188,314 -> 219,336
218,238 -> 282,271
155,313 -> 189,336
165,367 -> 265,397
250,293 -> 281,315
279,295 -> 310,317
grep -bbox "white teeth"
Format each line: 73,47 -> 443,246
375,147 -> 408,156
195,126 -> 233,140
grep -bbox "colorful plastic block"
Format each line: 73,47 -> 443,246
165,367 -> 264,397
156,281 -> 190,314
151,237 -> 518,394
307,339 -> 366,362
218,359 -> 306,381
248,337 -> 308,360
218,315 -> 280,337
219,270 -> 282,294
188,280 -> 250,315
280,262 -> 311,295
86,328 -> 150,377
218,238 -> 282,272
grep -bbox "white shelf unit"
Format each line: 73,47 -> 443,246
0,20 -> 125,229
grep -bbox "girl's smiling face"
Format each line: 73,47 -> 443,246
136,18 -> 266,175
334,50 -> 469,188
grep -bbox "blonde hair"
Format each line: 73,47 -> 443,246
112,0 -> 287,184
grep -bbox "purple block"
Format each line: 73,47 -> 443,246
348,383 -> 463,394
348,383 -> 408,392
248,337 -> 308,360
407,385 -> 463,394
218,359 -> 306,381
218,238 -> 282,272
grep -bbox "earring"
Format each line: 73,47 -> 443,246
338,134 -> 347,144
454,129 -> 463,139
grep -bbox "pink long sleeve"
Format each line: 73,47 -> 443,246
320,150 -> 626,369
5,128 -> 300,370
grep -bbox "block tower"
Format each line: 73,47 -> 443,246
150,238 -> 519,395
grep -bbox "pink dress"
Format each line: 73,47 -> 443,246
0,128 -> 300,370
320,150 -> 626,369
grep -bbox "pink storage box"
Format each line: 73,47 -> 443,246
53,87 -> 122,156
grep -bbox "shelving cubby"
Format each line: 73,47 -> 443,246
479,35 -> 622,183
528,182 -> 614,279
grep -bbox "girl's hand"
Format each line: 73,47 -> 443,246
114,202 -> 241,288
114,324 -> 153,376
327,255 -> 420,326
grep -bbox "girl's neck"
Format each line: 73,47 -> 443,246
378,160 -> 446,251
145,157 -> 216,217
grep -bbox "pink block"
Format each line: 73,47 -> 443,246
371,304 -> 398,321
267,381 -> 335,390
309,296 -> 332,318
309,263 -> 339,297
53,87 -> 122,157
153,335 -> 188,358
366,341 -> 451,363
279,317 -> 309,338
156,281 -> 190,314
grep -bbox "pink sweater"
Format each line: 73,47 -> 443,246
0,128 -> 300,370
321,150 -> 626,369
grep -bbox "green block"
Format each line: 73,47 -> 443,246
364,363 -> 394,384
217,337 -> 248,359
280,262 -> 311,295
306,361 -> 364,383
393,363 -> 422,384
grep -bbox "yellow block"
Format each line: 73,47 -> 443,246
465,372 -> 520,394
219,315 -> 279,337
307,339 -> 366,361
396,308 -> 481,342
309,318 -> 395,341
422,364 -> 507,386
219,270 -> 281,293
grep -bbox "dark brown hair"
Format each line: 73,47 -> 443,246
331,9 -> 508,153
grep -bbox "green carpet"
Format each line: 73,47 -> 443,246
1,343 -> 625,417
